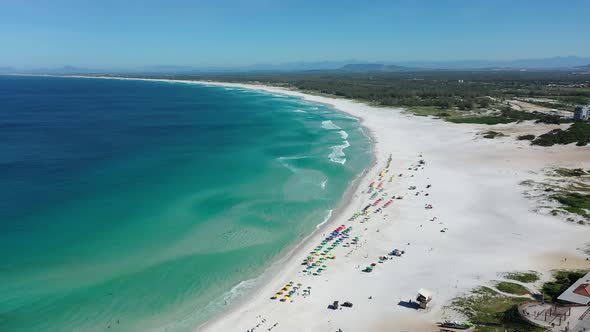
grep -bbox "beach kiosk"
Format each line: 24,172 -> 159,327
416,288 -> 432,309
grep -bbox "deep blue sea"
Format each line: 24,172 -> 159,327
0,76 -> 371,331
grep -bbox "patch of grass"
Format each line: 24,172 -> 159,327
535,114 -> 568,125
532,122 -> 590,146
505,271 -> 540,283
496,281 -> 529,295
452,287 -> 543,332
555,168 -> 588,177
551,192 -> 590,219
542,270 -> 588,302
517,134 -> 536,141
482,131 -> 505,139
408,106 -> 567,126
447,109 -> 548,125
406,106 -> 461,118
567,181 -> 590,192
448,116 -> 515,125
564,207 -> 590,219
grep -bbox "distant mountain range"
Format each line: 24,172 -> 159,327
3,56 -> 590,74
394,56 -> 590,70
338,63 -> 418,72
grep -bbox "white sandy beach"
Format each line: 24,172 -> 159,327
187,81 -> 590,332
58,76 -> 590,331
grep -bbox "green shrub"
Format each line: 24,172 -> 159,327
552,193 -> 590,219
448,116 -> 515,125
555,168 -> 588,177
535,114 -> 564,125
517,134 -> 536,141
532,122 -> 590,146
483,131 -> 505,139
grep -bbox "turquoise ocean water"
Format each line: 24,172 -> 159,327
0,76 -> 370,331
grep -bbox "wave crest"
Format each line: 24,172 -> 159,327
316,209 -> 333,228
328,140 -> 350,164
321,120 -> 341,130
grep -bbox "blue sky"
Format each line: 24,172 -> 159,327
1,0 -> 589,68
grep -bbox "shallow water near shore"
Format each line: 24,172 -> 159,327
0,76 -> 370,331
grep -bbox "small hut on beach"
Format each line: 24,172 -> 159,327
416,288 -> 432,309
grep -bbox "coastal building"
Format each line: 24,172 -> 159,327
573,105 -> 590,121
555,271 -> 590,331
557,271 -> 590,305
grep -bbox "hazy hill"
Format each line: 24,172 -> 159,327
339,63 -> 417,72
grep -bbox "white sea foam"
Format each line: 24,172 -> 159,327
200,278 -> 258,320
178,276 -> 259,330
321,179 -> 327,190
321,120 -> 342,130
322,121 -> 349,140
277,158 -> 296,173
223,279 -> 257,302
328,140 -> 350,164
316,209 -> 333,229
278,155 -> 309,161
293,109 -> 307,113
277,155 -> 310,173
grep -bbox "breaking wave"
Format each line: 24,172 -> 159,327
321,120 -> 341,130
328,140 -> 350,164
316,209 -> 333,229
322,120 -> 349,140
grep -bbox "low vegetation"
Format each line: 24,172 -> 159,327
447,115 -> 515,125
449,270 -> 588,331
505,271 -> 540,283
532,122 -> 590,146
551,192 -> 590,219
496,281 -> 529,295
555,168 -> 589,177
541,270 -> 588,302
446,108 -> 558,125
521,168 -> 590,224
517,134 -> 536,141
452,287 -> 542,332
482,131 -> 505,139
405,106 -> 460,118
